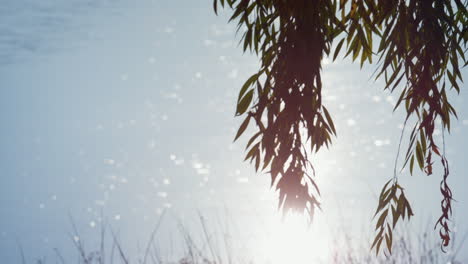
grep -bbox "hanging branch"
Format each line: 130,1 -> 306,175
214,0 -> 467,255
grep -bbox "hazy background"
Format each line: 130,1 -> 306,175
1,0 -> 467,263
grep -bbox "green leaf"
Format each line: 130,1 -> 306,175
385,63 -> 402,90
322,107 -> 336,135
213,0 -> 218,15
409,155 -> 415,175
352,41 -> 362,62
245,131 -> 261,150
390,73 -> 405,92
229,4 -> 245,22
244,142 -> 259,161
415,141 -> 424,170
243,28 -> 252,52
393,88 -> 407,112
236,89 -> 254,116
333,38 -> 345,61
234,115 -> 251,141
238,73 -> 260,102
420,130 -> 426,153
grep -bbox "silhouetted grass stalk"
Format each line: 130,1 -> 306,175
22,212 -> 467,263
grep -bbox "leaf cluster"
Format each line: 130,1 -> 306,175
372,180 -> 413,255
214,0 -> 467,255
218,0 -> 343,221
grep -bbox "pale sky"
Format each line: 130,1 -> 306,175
0,1 -> 467,263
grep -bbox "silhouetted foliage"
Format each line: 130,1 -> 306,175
214,0 -> 467,255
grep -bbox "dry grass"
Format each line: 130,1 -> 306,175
330,220 -> 467,264
22,212 -> 467,264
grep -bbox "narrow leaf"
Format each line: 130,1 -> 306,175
234,115 -> 251,141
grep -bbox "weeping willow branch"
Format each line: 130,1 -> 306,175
214,0 -> 467,255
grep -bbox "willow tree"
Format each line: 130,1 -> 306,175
214,0 -> 467,255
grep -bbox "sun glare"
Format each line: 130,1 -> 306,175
256,212 -> 330,264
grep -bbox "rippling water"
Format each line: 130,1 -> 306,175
0,0 -> 128,65
1,1 -> 467,263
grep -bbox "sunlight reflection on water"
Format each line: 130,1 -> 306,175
1,0 -> 467,263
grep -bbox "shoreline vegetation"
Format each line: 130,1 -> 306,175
19,212 -> 467,264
